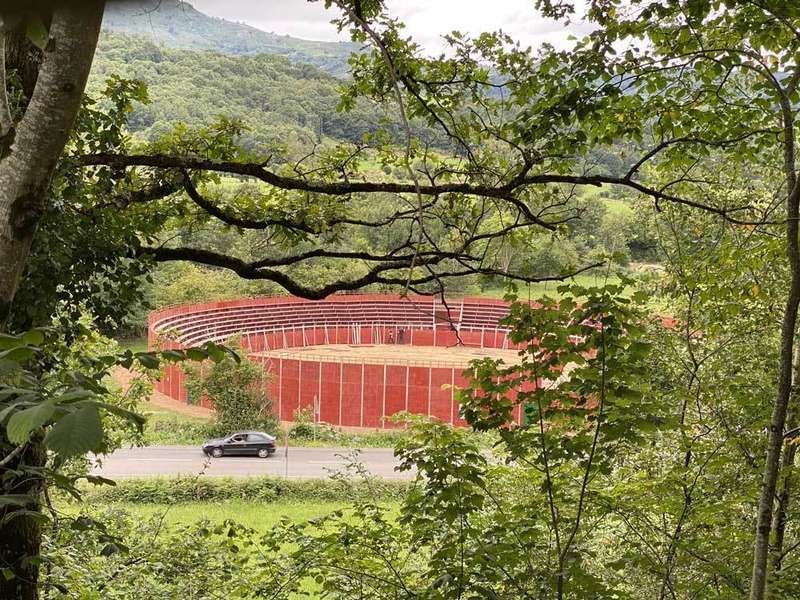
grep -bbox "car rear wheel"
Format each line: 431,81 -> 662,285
211,448 -> 223,458
257,448 -> 270,458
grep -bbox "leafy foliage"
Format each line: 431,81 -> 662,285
184,352 -> 278,434
0,327 -> 237,515
77,475 -> 409,505
89,33 -> 418,156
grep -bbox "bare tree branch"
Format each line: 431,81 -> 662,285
73,152 -> 773,226
140,245 -> 603,300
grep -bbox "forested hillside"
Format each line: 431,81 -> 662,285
90,33 -> 406,153
102,0 -> 358,76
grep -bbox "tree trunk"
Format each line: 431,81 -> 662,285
750,89 -> 800,599
0,3 -> 105,599
766,349 -> 800,597
0,440 -> 46,600
0,1 -> 104,325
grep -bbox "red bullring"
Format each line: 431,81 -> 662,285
148,294 -> 532,427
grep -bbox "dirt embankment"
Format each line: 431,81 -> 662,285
111,366 -> 214,420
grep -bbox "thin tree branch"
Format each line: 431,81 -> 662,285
73,153 -> 776,226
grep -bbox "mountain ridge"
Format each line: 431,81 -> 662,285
103,0 -> 358,76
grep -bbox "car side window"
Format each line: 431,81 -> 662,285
231,435 -> 245,443
247,434 -> 265,442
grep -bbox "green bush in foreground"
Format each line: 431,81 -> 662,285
184,354 -> 279,434
80,475 -> 411,504
142,414 -> 219,445
288,408 -> 413,447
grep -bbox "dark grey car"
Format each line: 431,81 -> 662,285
202,431 -> 277,458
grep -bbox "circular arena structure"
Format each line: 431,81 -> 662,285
148,294 -> 531,427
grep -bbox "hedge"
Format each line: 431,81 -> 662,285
80,476 -> 412,504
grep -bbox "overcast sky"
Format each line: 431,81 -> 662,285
189,0 -> 590,54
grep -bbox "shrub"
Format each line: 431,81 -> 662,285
287,409 -> 417,447
288,407 -> 341,441
142,415 -> 220,445
44,508 -> 277,597
184,354 -> 278,434
80,476 -> 411,504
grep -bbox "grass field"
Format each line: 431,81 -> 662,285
80,499 -> 356,531
117,337 -> 149,354
65,499 -> 399,597
481,272 -> 626,300
140,401 -> 216,445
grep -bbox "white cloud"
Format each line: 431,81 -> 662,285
188,0 -> 590,53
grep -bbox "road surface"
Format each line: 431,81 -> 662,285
91,446 -> 411,479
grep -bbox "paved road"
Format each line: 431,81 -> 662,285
91,446 -> 410,479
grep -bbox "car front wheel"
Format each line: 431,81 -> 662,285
257,448 -> 270,458
211,448 -> 223,458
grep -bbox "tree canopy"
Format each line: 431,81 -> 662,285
2,1 -> 800,599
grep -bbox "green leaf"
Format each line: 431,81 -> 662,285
0,346 -> 35,363
44,405 -> 104,458
0,494 -> 34,508
0,334 -> 22,350
135,353 -> 161,369
6,400 -> 56,444
88,401 -> 145,432
21,330 -> 45,347
0,509 -> 50,526
25,16 -> 49,50
185,347 -> 209,362
161,350 -> 185,362
204,343 -> 226,362
56,388 -> 96,404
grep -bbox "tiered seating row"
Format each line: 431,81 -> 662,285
150,295 -> 515,348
